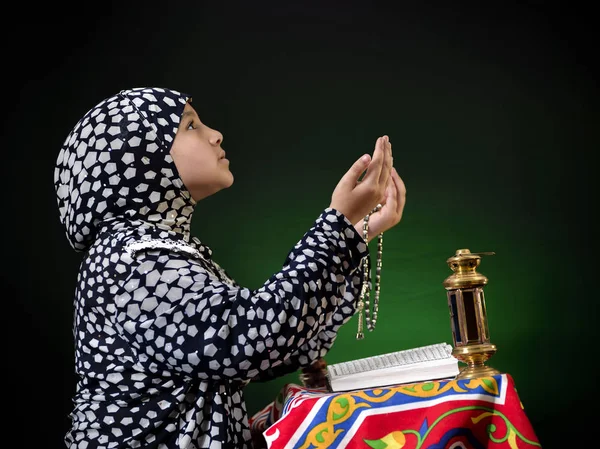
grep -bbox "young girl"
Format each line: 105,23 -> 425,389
54,87 -> 406,449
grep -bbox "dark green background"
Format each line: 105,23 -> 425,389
7,2 -> 596,448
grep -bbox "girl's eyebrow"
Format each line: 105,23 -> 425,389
181,110 -> 195,121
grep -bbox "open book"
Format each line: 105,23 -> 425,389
326,342 -> 460,392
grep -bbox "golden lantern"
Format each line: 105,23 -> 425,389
443,249 -> 501,379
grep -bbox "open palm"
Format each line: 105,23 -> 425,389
354,167 -> 406,242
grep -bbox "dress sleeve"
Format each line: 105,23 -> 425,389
249,265 -> 364,382
110,207 -> 368,382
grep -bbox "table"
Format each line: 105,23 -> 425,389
249,373 -> 541,448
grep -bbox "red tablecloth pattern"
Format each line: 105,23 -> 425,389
249,373 -> 541,448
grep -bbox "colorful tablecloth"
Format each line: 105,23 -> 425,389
249,373 -> 541,448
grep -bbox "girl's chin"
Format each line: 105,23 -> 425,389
223,171 -> 234,188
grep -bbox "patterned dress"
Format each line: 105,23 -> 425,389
54,87 -> 368,449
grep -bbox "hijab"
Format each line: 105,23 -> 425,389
54,87 -> 199,252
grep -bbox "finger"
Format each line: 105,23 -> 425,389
378,181 -> 392,207
387,171 -> 397,206
379,137 -> 392,186
362,137 -> 385,182
338,153 -> 372,189
376,175 -> 394,214
392,167 -> 407,217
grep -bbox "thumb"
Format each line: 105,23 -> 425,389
339,154 -> 371,189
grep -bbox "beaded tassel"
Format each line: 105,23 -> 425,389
356,204 -> 383,340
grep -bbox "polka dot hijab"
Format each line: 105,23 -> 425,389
54,87 -> 196,252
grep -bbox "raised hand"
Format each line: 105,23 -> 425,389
354,165 -> 406,242
330,136 -> 393,225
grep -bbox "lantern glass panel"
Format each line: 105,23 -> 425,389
462,289 -> 480,342
480,289 -> 490,342
448,291 -> 461,344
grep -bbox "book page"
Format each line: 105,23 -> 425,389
328,343 -> 453,378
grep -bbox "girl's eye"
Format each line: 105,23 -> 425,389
187,121 -> 196,130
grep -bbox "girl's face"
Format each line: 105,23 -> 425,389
170,103 -> 233,201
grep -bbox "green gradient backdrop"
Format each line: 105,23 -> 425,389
8,3 -> 596,448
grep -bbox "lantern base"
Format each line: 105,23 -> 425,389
452,343 -> 501,379
456,363 -> 501,379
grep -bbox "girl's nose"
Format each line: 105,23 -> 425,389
210,130 -> 223,146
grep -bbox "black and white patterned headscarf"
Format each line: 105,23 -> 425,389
54,87 -> 368,449
55,87 -> 201,251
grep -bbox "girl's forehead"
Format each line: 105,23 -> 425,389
181,103 -> 200,122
